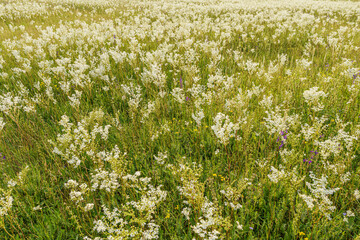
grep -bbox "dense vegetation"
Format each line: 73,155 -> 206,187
1,0 -> 360,239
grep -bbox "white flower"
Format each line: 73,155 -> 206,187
33,205 -> 42,211
7,180 -> 17,188
0,117 -> 5,132
354,189 -> 360,200
268,166 -> 286,183
181,207 -> 191,220
84,203 -> 94,212
236,221 -> 243,230
211,112 -> 240,146
303,87 -> 327,111
192,110 -> 205,127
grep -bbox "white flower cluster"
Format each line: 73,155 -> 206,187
91,180 -> 166,240
192,109 -> 205,127
0,166 -> 29,225
91,169 -> 119,192
211,112 -> 240,146
263,107 -> 298,135
314,127 -> 357,160
52,109 -> 112,168
268,166 -> 286,183
0,117 -> 5,133
303,87 -> 327,112
191,198 -> 222,240
154,151 -> 167,165
299,172 -> 340,220
0,194 -> 13,218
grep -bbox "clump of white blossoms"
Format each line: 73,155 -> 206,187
268,166 -> 286,183
0,166 -> 29,228
263,107 -> 298,135
191,198 -> 224,240
303,87 -> 327,112
154,151 -> 167,165
0,117 -> 5,133
299,172 -> 340,220
220,182 -> 250,211
192,109 -> 205,127
211,113 -> 240,146
51,109 -> 112,168
354,189 -> 360,200
89,174 -> 167,240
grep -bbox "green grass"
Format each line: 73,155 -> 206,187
0,0 -> 360,239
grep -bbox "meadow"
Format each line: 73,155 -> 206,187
0,0 -> 360,239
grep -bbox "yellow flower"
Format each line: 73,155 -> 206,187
304,238 -> 309,240
299,232 -> 305,236
213,174 -> 217,177
331,119 -> 334,122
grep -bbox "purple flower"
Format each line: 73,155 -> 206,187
308,160 -> 312,164
343,213 -> 347,216
315,151 -> 318,155
280,130 -> 284,136
283,135 -> 287,139
2,156 -> 5,159
249,227 -> 253,230
180,77 -> 183,88
303,159 -> 307,162
186,96 -> 189,101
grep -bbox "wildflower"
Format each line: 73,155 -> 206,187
236,221 -> 243,230
354,189 -> 360,199
33,205 -> 42,211
84,203 -> 94,212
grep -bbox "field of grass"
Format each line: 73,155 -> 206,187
1,0 -> 360,239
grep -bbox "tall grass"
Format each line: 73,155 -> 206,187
0,0 -> 360,239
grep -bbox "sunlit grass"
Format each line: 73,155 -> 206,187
0,0 -> 360,239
